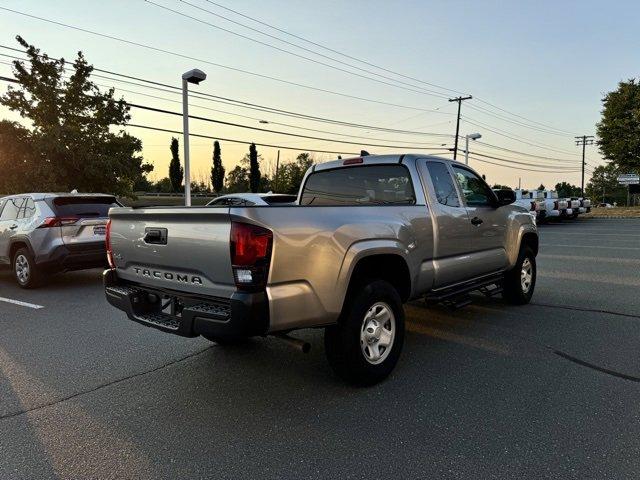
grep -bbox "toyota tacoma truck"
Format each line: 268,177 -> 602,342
104,155 -> 538,385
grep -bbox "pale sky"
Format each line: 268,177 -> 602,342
1,0 -> 639,189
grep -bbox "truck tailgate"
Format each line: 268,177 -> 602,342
108,207 -> 236,299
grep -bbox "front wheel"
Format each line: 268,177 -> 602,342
502,246 -> 536,305
324,280 -> 405,386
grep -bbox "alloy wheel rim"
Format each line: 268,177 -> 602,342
15,254 -> 30,284
360,302 -> 395,365
521,257 -> 532,293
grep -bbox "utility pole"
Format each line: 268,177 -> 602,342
274,150 -> 280,192
449,95 -> 472,160
575,135 -> 594,196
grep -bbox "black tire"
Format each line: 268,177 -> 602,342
324,279 -> 405,386
201,334 -> 248,346
12,247 -> 44,289
502,246 -> 536,305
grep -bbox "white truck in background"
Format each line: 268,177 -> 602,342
537,190 -> 568,220
513,189 -> 546,222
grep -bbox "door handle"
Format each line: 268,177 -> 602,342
9,224 -> 18,230
143,227 -> 168,245
470,217 -> 483,226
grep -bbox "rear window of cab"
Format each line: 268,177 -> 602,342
300,165 -> 416,206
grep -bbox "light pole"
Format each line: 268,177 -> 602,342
464,132 -> 482,165
182,69 -> 207,206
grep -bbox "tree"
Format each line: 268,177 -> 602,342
537,184 -> 546,191
226,165 -> 249,193
249,143 -> 260,193
274,153 -> 315,194
168,137 -> 183,192
596,79 -> 640,172
0,36 -> 151,197
586,163 -> 628,204
210,140 -> 225,194
555,182 -> 582,198
492,184 -> 512,190
153,177 -> 173,193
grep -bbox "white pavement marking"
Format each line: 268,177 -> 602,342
0,296 -> 44,309
540,243 -> 640,251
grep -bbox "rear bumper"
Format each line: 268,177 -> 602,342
103,269 -> 269,338
37,243 -> 108,273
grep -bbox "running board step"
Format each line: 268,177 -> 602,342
425,272 -> 504,306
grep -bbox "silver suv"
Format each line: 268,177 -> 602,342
0,193 -> 120,288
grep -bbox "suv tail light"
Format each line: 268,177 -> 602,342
38,216 -> 79,228
530,201 -> 536,211
554,200 -> 559,210
230,221 -> 273,291
105,219 -> 115,268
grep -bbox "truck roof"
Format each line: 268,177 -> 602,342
0,192 -> 116,201
312,154 -> 455,172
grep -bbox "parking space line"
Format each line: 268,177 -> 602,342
540,243 -> 640,250
0,296 -> 44,309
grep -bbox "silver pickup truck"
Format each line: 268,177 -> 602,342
104,154 -> 538,385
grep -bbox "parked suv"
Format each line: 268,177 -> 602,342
0,193 -> 120,288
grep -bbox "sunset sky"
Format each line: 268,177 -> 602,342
1,0 -> 639,189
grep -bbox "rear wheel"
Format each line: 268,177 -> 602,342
324,280 -> 405,386
502,246 -> 536,305
13,248 -> 44,289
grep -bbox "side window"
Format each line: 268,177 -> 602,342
0,197 -> 24,221
425,162 -> 460,207
21,198 -> 36,219
452,166 -> 495,207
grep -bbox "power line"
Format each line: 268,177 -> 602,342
198,0 -> 578,136
464,102 -> 573,137
128,123 -> 356,155
462,117 -> 582,156
200,0 -> 469,98
155,0 -> 454,100
0,6 -> 457,114
474,140 -> 582,162
0,48 -> 455,138
126,102 -> 447,150
467,151 -> 581,170
467,156 -> 580,174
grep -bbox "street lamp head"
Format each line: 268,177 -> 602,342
182,69 -> 207,84
468,132 -> 482,140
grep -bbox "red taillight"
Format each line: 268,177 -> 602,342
230,221 -> 273,290
343,157 -> 363,165
554,200 -> 559,210
105,219 -> 115,268
38,216 -> 79,228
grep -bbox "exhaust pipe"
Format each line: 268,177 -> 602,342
273,333 -> 311,353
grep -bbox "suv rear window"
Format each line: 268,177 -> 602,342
300,165 -> 416,206
52,196 -> 120,218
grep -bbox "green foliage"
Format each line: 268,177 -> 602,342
0,36 -> 151,197
555,182 -> 582,198
168,137 -> 183,192
492,184 -> 512,190
226,165 -> 249,193
153,177 -> 174,193
537,184 -> 545,191
596,78 -> 640,171
249,143 -> 260,193
210,140 -> 225,193
586,163 -> 632,204
273,153 -> 315,194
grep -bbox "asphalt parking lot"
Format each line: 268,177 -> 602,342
1,218 -> 639,479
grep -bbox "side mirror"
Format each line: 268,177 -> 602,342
494,189 -> 516,206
